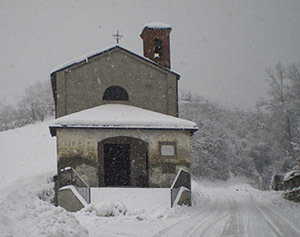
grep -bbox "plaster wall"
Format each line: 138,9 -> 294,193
56,128 -> 191,188
54,49 -> 178,118
57,188 -> 85,212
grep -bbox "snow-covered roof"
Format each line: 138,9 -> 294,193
283,170 -> 300,182
49,104 -> 198,135
143,22 -> 172,30
50,45 -> 179,77
50,44 -> 117,74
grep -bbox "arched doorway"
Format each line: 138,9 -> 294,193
98,137 -> 148,187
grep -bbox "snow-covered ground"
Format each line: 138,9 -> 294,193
1,120 -> 300,236
0,120 -> 56,188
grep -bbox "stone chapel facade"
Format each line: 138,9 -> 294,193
49,23 -> 198,209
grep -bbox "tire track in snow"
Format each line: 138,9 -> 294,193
219,194 -> 246,237
154,186 -> 300,237
155,194 -> 237,237
153,206 -> 216,237
253,205 -> 284,237
194,211 -> 229,237
153,196 -> 222,237
181,207 -> 227,236
187,195 -> 233,237
252,204 -> 300,237
189,191 -> 249,237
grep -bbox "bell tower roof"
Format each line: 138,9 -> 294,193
142,22 -> 172,30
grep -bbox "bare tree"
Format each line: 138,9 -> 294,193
266,63 -> 294,158
262,62 -> 300,169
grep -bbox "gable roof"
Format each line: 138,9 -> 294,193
50,45 -> 180,78
49,104 -> 198,136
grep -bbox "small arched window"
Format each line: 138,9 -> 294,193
103,86 -> 129,101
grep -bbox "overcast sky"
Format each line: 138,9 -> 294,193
1,0 -> 300,109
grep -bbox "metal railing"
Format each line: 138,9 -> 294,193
60,167 -> 91,204
170,168 -> 191,207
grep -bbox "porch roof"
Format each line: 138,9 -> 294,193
49,104 -> 198,136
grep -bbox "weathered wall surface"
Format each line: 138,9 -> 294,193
56,128 -> 191,188
57,188 -> 85,212
54,48 -> 178,118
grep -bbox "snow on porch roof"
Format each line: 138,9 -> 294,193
49,104 -> 198,136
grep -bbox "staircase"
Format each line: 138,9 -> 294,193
56,168 -> 191,212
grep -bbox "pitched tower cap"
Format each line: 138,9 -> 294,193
141,22 -> 172,37
143,22 -> 172,30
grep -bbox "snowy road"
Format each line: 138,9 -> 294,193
154,183 -> 300,237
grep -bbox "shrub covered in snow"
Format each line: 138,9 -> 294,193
0,176 -> 88,237
81,202 -> 127,217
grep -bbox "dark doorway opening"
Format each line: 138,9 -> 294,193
104,144 -> 130,186
98,137 -> 148,187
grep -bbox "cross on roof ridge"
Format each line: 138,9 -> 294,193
113,30 -> 123,44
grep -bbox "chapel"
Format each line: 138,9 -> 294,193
49,23 -> 198,211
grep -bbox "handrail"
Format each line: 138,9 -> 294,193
60,167 -> 91,203
170,168 -> 191,207
170,168 -> 191,190
170,168 -> 190,189
61,167 -> 90,188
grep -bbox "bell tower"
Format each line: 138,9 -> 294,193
140,22 -> 172,69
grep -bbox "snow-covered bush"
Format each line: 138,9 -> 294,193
0,176 -> 88,237
82,202 -> 127,217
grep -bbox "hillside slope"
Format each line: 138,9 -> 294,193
0,119 -> 56,188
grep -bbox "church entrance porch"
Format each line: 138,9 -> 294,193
98,136 -> 148,188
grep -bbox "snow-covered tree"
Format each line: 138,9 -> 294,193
0,80 -> 54,131
0,103 -> 17,131
259,62 -> 300,170
179,90 -> 288,189
18,81 -> 54,123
